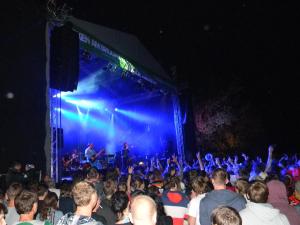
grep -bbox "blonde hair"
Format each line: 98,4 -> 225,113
72,181 -> 96,206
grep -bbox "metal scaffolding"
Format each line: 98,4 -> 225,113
49,89 -> 61,182
172,94 -> 185,161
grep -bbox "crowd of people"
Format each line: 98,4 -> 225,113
1,144 -> 300,225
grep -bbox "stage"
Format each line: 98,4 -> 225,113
48,17 -> 184,181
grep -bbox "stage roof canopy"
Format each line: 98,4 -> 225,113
67,16 -> 174,90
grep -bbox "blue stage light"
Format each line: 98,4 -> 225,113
116,108 -> 156,123
114,108 -> 118,112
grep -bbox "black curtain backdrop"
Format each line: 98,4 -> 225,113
0,0 -> 47,173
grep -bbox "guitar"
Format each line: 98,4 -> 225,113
63,154 -> 78,168
89,149 -> 106,163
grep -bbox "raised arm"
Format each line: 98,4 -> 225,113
196,151 -> 205,171
265,144 -> 274,173
127,166 -> 133,195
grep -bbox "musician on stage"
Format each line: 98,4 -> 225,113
121,142 -> 131,171
84,143 -> 104,169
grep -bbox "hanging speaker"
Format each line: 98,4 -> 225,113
50,22 -> 79,91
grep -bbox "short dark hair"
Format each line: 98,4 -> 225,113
164,176 -> 181,190
235,179 -> 249,195
6,183 -> 23,200
15,190 -> 38,214
87,167 -> 99,179
212,168 -> 228,185
111,191 -> 129,221
247,181 -> 268,203
211,206 -> 242,225
104,179 -> 116,197
191,176 -> 209,194
37,183 -> 48,197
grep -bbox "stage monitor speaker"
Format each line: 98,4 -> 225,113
52,127 -> 64,149
50,22 -> 79,92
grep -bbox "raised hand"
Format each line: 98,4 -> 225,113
128,166 -> 134,174
196,151 -> 201,160
167,157 -> 171,165
215,157 -> 221,166
241,153 -> 249,161
234,155 -> 238,164
172,154 -> 178,164
268,145 -> 274,154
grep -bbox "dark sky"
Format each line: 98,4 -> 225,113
64,1 -> 299,150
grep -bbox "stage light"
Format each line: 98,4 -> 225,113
114,108 -> 118,112
116,109 -> 157,123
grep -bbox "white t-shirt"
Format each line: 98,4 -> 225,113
5,207 -> 19,225
187,194 -> 206,225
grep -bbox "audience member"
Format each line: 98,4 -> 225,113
240,181 -> 290,225
162,176 -> 189,225
57,181 -> 102,225
211,206 -> 242,225
129,195 -> 157,225
14,190 -> 46,225
235,179 -> 249,202
5,183 -> 22,225
289,180 -> 300,214
58,182 -> 74,214
188,176 -> 209,225
267,180 -> 300,225
36,191 -> 63,225
111,191 -> 131,225
200,168 -> 246,225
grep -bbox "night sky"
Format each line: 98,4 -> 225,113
67,1 -> 300,152
0,0 -> 299,171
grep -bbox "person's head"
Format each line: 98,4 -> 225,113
88,143 -> 94,149
104,179 -> 117,199
247,181 -> 269,203
164,176 -> 181,191
147,186 -> 159,195
39,191 -> 59,221
37,183 -> 48,200
238,168 -> 250,180
134,177 -> 145,191
152,169 -> 162,181
130,195 -> 157,225
235,179 -> 249,195
118,182 -> 127,192
72,181 -> 98,211
86,167 -> 100,181
6,183 -> 23,203
267,180 -> 288,204
60,181 -> 72,198
211,206 -> 242,225
211,168 -> 228,189
111,191 -> 130,222
15,190 -> 38,218
11,161 -> 22,172
191,176 -> 209,195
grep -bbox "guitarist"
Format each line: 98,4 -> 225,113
84,143 -> 105,169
